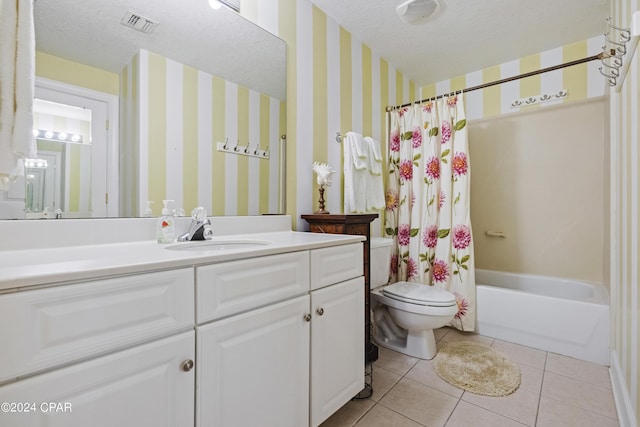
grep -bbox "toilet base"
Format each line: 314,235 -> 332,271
373,323 -> 438,360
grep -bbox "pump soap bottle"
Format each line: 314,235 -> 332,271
157,199 -> 176,243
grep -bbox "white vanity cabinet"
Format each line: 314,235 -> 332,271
0,331 -> 196,427
310,276 -> 364,427
195,243 -> 364,427
0,268 -> 196,427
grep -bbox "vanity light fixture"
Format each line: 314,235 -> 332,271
33,129 -> 83,144
24,158 -> 48,169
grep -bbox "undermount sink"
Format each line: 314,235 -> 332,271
165,239 -> 271,252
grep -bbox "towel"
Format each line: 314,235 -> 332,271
344,132 -> 367,213
365,136 -> 385,210
0,0 -> 36,190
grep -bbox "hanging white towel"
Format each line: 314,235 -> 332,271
364,136 -> 385,211
343,131 -> 367,213
0,0 -> 36,190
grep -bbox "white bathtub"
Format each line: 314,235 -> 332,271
475,269 -> 610,365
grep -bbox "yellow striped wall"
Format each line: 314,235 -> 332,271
419,37 -> 605,121
610,1 -> 640,425
35,51 -> 119,96
121,50 -> 284,217
242,0 -> 417,231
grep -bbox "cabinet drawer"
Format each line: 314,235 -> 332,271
0,331 -> 195,427
196,251 -> 309,324
0,268 -> 194,383
310,243 -> 363,290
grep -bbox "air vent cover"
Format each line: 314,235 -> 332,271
121,10 -> 159,34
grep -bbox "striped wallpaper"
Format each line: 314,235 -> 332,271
610,0 -> 640,425
242,0 -> 417,232
120,49 -> 284,218
420,36 -> 605,121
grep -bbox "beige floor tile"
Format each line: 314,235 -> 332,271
545,352 -> 611,388
445,401 -> 528,427
439,329 -> 494,346
518,363 -> 544,395
379,378 -> 458,427
491,339 -> 547,370
369,366 -> 402,402
434,327 -> 450,342
461,386 -> 539,426
374,345 -> 420,376
541,371 -> 617,419
354,405 -> 425,427
536,395 -> 619,427
405,359 -> 464,398
319,398 -> 375,427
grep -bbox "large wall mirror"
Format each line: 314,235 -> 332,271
0,0 -> 286,220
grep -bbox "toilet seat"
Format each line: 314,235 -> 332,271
382,281 -> 456,307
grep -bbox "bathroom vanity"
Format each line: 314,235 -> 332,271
0,215 -> 364,427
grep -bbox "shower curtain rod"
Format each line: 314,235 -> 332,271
385,52 -> 606,112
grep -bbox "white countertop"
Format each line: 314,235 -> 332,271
0,230 -> 364,292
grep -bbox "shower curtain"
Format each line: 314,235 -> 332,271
385,95 -> 475,331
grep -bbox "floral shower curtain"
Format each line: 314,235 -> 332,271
385,95 -> 475,331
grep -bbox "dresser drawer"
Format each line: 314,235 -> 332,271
196,251 -> 310,324
0,268 -> 194,383
310,243 -> 363,290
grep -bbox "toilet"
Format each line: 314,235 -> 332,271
370,238 -> 458,359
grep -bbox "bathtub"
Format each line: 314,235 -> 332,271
475,269 -> 610,365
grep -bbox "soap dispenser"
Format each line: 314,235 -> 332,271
156,200 -> 176,244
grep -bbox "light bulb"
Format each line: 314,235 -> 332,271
58,132 -> 67,140
45,131 -> 53,139
209,0 -> 222,9
32,129 -> 39,137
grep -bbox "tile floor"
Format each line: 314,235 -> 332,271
321,327 -> 619,427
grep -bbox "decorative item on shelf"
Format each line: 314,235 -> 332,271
216,137 -> 269,159
312,161 -> 335,214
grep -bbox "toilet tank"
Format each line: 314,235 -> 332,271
370,238 -> 393,287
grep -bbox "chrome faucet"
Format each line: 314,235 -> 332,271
177,207 -> 213,242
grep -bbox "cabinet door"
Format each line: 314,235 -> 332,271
310,277 -> 364,427
0,331 -> 195,427
197,295 -> 310,427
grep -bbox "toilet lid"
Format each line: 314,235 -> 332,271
382,281 -> 457,307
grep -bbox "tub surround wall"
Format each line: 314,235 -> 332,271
470,98 -> 606,284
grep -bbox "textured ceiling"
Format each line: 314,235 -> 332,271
309,0 -> 610,87
34,0 -> 286,100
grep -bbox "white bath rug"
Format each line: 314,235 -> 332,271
433,341 -> 521,397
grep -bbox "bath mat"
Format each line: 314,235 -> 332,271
433,341 -> 521,397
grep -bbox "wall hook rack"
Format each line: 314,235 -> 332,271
217,138 -> 269,159
600,14 -> 640,87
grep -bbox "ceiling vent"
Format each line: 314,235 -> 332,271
120,10 -> 159,34
396,0 -> 441,25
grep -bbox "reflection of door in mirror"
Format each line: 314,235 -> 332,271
29,78 -> 119,219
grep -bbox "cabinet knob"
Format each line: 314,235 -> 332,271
181,359 -> 195,372
316,307 -> 324,316
304,313 -> 312,322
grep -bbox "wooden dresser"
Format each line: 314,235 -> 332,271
301,213 -> 379,364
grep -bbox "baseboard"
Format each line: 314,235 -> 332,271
610,350 -> 638,427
